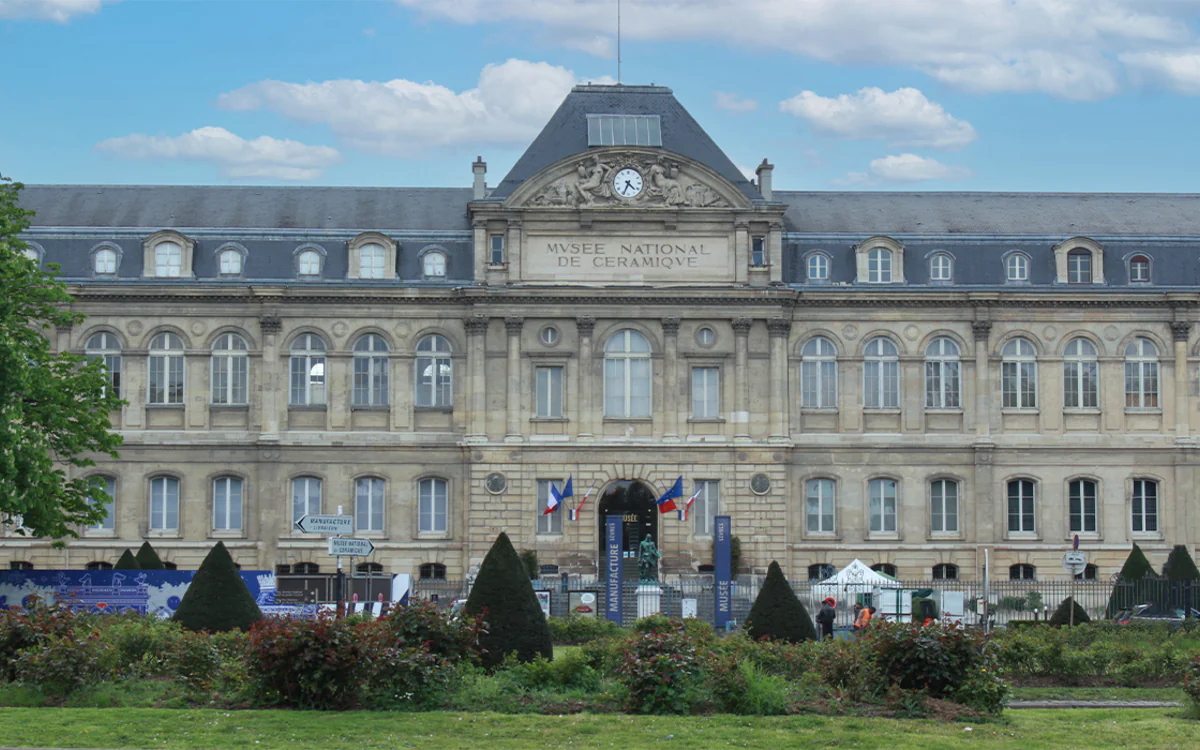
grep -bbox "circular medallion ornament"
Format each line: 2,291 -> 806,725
904,325 -> 920,341
485,473 -> 507,494
126,320 -> 144,336
1043,325 -> 1058,341
613,168 -> 643,198
1104,325 -> 1119,341
189,321 -> 207,337
750,473 -> 771,495
842,324 -> 859,341
332,321 -> 348,337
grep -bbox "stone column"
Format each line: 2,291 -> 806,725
662,316 -> 680,441
464,315 -> 489,441
972,321 -> 991,438
732,317 -> 752,442
577,316 -> 596,440
258,316 -> 282,438
504,316 -> 524,442
767,317 -> 791,440
1173,322 -> 1191,440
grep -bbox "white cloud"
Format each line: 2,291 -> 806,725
780,87 -> 976,150
217,59 -> 597,157
395,0 -> 1200,100
714,91 -> 758,113
0,0 -> 108,22
95,127 -> 342,181
1121,50 -> 1200,95
837,154 -> 972,186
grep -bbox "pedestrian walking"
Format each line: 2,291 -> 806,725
817,597 -> 837,640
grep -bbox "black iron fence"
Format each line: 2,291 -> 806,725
410,576 -> 1200,630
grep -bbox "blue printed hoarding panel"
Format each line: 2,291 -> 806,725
605,514 -> 623,624
715,515 -> 732,630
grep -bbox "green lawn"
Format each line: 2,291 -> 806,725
0,708 -> 1194,750
1011,686 -> 1183,702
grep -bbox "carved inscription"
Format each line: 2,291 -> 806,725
523,235 -> 731,282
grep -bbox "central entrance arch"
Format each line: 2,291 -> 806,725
597,480 -> 658,580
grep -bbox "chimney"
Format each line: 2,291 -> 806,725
755,158 -> 774,201
472,156 -> 487,200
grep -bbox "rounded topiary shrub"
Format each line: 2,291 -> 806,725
465,532 -> 553,668
1048,596 -> 1090,626
744,560 -> 816,643
173,541 -> 262,633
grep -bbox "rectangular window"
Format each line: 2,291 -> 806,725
1001,361 -> 1037,408
1131,479 -> 1158,533
751,236 -> 766,267
149,354 -> 184,405
869,479 -> 897,533
416,356 -> 452,407
212,355 -> 248,405
1125,361 -> 1159,409
535,366 -> 564,418
1007,480 -> 1036,533
1068,252 -> 1092,283
212,477 -> 243,531
806,479 -> 835,533
99,354 -> 121,399
356,478 -> 384,532
149,477 -> 179,531
92,477 -> 116,531
360,245 -> 386,279
292,477 -> 321,525
419,478 -> 448,534
864,361 -> 899,408
801,360 -> 837,408
490,235 -> 505,265
691,367 -> 720,418
586,114 -> 662,146
1069,479 -> 1098,533
1063,361 -> 1098,409
155,243 -> 181,277
925,361 -> 960,409
688,480 -> 719,536
537,479 -> 563,535
352,357 -> 389,406
290,355 -> 327,406
930,480 -> 959,533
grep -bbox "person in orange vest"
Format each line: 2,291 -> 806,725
855,604 -> 873,630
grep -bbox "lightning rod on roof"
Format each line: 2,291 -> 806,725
617,0 -> 621,84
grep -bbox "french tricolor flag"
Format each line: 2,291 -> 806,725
543,476 -> 573,516
568,482 -> 596,521
679,486 -> 703,521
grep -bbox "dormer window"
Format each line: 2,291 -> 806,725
94,247 -> 117,275
348,234 -> 396,280
751,236 -> 766,267
806,253 -> 829,282
423,250 -> 446,279
929,253 -> 952,282
297,249 -> 322,277
490,235 -> 505,265
155,241 -> 182,277
1067,249 -> 1092,284
219,249 -> 242,275
586,114 -> 662,146
359,243 -> 385,279
1129,255 -> 1150,283
1054,237 -> 1104,284
1005,253 -> 1029,283
867,248 -> 892,283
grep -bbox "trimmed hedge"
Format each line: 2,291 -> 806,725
744,560 -> 816,643
135,541 -> 166,571
1048,596 -> 1090,627
172,541 -> 262,633
114,549 -> 140,570
465,532 -> 553,668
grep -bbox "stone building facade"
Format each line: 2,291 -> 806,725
5,84 -> 1200,583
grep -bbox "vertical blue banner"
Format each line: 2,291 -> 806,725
605,514 -> 623,624
714,515 -> 732,630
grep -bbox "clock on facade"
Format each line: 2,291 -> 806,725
613,168 -> 643,198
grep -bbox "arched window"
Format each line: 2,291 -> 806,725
212,476 -> 243,531
218,248 -> 243,275
149,476 -> 179,531
423,250 -> 447,278
211,333 -> 249,405
924,337 -> 960,409
298,249 -> 322,277
1132,479 -> 1158,533
1077,564 -> 1098,581
929,253 -> 952,282
359,243 -> 386,279
419,477 -> 448,534
863,337 -> 899,409
154,241 -> 182,277
289,334 -> 327,406
1007,479 -> 1036,534
85,332 -> 121,398
356,562 -> 384,574
930,479 -> 959,533
1129,255 -> 1151,283
1001,338 -> 1037,409
90,476 -> 116,531
9,561 -> 33,571
805,478 -> 835,533
162,561 -> 178,571
867,247 -> 892,283
869,478 -> 897,533
419,562 -> 447,580
801,337 -> 837,408
807,563 -> 832,582
86,561 -> 113,571
871,563 -> 897,577
275,564 -> 292,575
604,329 -> 652,417
294,562 -> 320,574
94,247 -> 117,275
1068,478 -> 1098,534
148,333 -> 185,405
1005,253 -> 1029,283
806,253 -> 829,282
1063,338 -> 1098,409
932,563 -> 958,580
21,245 -> 40,263
415,334 -> 452,407
1009,563 -> 1036,581
355,477 -> 385,532
1067,249 -> 1092,284
352,334 -> 390,407
292,476 -> 322,525
1124,338 -> 1159,409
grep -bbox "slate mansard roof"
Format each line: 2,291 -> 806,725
16,83 -> 1200,289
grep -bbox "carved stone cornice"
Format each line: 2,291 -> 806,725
732,317 -> 753,335
576,316 -> 596,338
661,316 -> 680,337
463,315 -> 490,336
972,321 -> 992,341
766,317 -> 792,337
1172,321 -> 1192,342
504,316 -> 524,336
259,316 -> 283,335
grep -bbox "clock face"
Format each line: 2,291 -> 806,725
613,168 -> 643,198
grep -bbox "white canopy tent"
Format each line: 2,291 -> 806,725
812,559 -> 901,602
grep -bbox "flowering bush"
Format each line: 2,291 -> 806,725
864,621 -> 990,698
617,622 -> 701,714
1182,655 -> 1200,716
16,630 -> 110,696
0,598 -> 93,682
380,599 -> 482,663
245,614 -> 367,709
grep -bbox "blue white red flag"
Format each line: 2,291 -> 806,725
543,475 -> 573,515
656,476 -> 683,514
569,482 -> 596,521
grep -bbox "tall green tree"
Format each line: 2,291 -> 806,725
0,176 -> 123,538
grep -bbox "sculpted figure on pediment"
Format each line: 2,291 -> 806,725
526,151 -> 734,209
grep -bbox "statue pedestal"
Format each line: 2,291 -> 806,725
637,583 -> 663,619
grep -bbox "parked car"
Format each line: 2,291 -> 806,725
1113,603 -> 1200,625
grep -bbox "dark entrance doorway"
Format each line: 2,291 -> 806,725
597,480 -> 657,580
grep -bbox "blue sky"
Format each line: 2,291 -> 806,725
3,0 -> 1200,192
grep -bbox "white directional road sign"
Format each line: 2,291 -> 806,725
1062,550 -> 1087,576
328,537 -> 375,557
295,514 -> 354,535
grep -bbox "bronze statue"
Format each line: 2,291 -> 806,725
638,536 -> 661,583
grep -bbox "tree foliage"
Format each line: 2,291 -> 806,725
744,560 -> 816,642
113,549 -> 140,570
0,176 -> 123,539
135,541 -> 165,570
465,532 -> 553,668
172,541 -> 262,633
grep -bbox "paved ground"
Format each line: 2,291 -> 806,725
1009,700 -> 1182,709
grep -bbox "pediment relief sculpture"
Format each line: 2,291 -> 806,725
519,152 -> 737,210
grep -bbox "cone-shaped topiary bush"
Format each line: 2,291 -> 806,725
1163,545 -> 1200,582
745,561 -> 816,642
465,532 -> 553,668
1107,543 -> 1159,617
1048,596 -> 1090,626
173,541 -> 261,633
135,541 -> 165,570
113,549 -> 140,570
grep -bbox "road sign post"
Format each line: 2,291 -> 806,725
328,538 -> 376,557
294,514 -> 354,535
1062,549 -> 1087,627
